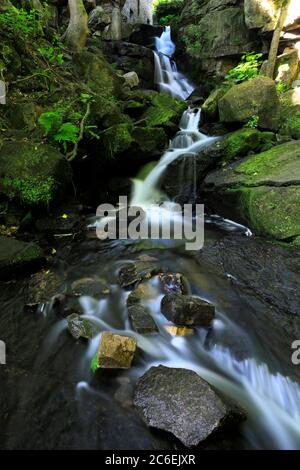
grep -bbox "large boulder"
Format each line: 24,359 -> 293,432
274,49 -> 299,86
0,142 -> 72,207
244,0 -> 300,32
134,365 -> 245,447
218,76 -> 281,130
203,141 -> 300,241
0,236 -> 44,279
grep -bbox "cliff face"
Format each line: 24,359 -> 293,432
174,0 -> 300,85
122,0 -> 153,25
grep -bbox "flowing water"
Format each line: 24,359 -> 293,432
1,28 -> 300,450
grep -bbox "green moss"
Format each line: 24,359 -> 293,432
227,186 -> 300,240
2,176 -> 55,205
222,128 -> 275,162
101,123 -> 134,158
142,92 -> 186,128
132,126 -> 167,153
14,244 -> 43,265
280,110 -> 300,140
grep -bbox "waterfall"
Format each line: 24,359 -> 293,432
153,26 -> 195,101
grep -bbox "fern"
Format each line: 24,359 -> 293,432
53,122 -> 79,151
38,111 -> 63,135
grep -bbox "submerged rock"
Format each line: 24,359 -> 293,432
218,76 -> 280,130
66,313 -> 98,340
0,236 -> 44,279
128,305 -> 158,335
161,293 -> 215,327
134,365 -> 245,447
97,332 -> 137,369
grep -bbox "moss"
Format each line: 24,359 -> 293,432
101,123 -> 134,158
222,128 -> 275,162
132,126 -> 167,153
227,186 -> 300,240
91,353 -> 99,373
0,142 -> 72,207
142,92 -> 186,128
280,110 -> 300,140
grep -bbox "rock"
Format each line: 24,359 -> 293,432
218,77 -> 281,130
119,260 -> 161,288
161,293 -> 215,327
203,141 -> 300,240
202,86 -> 229,121
165,325 -> 194,336
141,92 -> 186,130
274,49 -> 299,86
66,313 -> 98,340
0,236 -> 44,279
134,365 -> 245,447
7,102 -> 39,131
219,128 -> 276,163
128,305 -> 158,335
159,272 -> 190,295
244,0 -> 300,32
97,331 -> 137,368
0,142 -> 72,207
128,24 -> 164,48
101,41 -> 154,89
127,282 -> 155,306
131,126 -> 167,155
71,277 -> 110,297
26,269 -> 63,307
123,71 -> 139,88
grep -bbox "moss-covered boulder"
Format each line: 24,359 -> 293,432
132,126 -> 167,154
0,235 -> 44,279
203,141 -> 300,240
202,86 -> 229,121
101,123 -> 134,158
0,142 -> 72,207
220,128 -> 275,162
141,92 -> 186,130
7,102 -> 39,131
218,77 -> 281,130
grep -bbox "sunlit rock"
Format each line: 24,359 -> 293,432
164,325 -> 194,337
97,331 -> 137,368
123,71 -> 139,88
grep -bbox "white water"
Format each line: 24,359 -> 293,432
154,26 -> 194,100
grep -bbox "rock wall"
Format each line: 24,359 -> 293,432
122,0 -> 153,25
174,0 -> 300,86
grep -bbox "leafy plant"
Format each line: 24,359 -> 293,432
245,115 -> 259,129
91,354 -> 99,373
53,123 -> 79,151
276,81 -> 289,94
37,46 -> 64,65
0,6 -> 48,39
225,53 -> 263,84
38,111 -> 63,135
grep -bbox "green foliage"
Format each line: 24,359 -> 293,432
182,25 -> 202,55
225,53 -> 263,84
37,46 -> 64,65
159,14 -> 178,26
91,354 -> 99,373
276,81 -> 289,95
53,123 -> 79,151
0,6 -> 48,39
38,111 -> 63,135
245,115 -> 259,129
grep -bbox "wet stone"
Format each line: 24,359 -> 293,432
71,277 -> 110,297
161,293 -> 215,327
126,282 -> 156,306
25,269 -> 64,307
164,325 -> 194,337
97,332 -> 137,369
159,272 -> 190,295
119,260 -> 161,288
128,305 -> 158,335
134,365 -> 246,447
66,313 -> 98,340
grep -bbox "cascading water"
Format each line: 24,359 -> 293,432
154,26 -> 194,100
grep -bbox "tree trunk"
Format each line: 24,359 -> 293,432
265,0 -> 291,79
65,0 -> 88,52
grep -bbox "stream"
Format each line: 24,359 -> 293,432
1,27 -> 300,451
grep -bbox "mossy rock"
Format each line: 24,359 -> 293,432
221,128 -> 275,162
219,77 -> 281,130
0,235 -> 44,279
142,92 -> 186,129
132,126 -> 167,153
0,141 -> 72,207
280,107 -> 300,140
101,123 -> 134,158
203,141 -> 300,241
202,86 -> 229,121
7,102 -> 39,131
